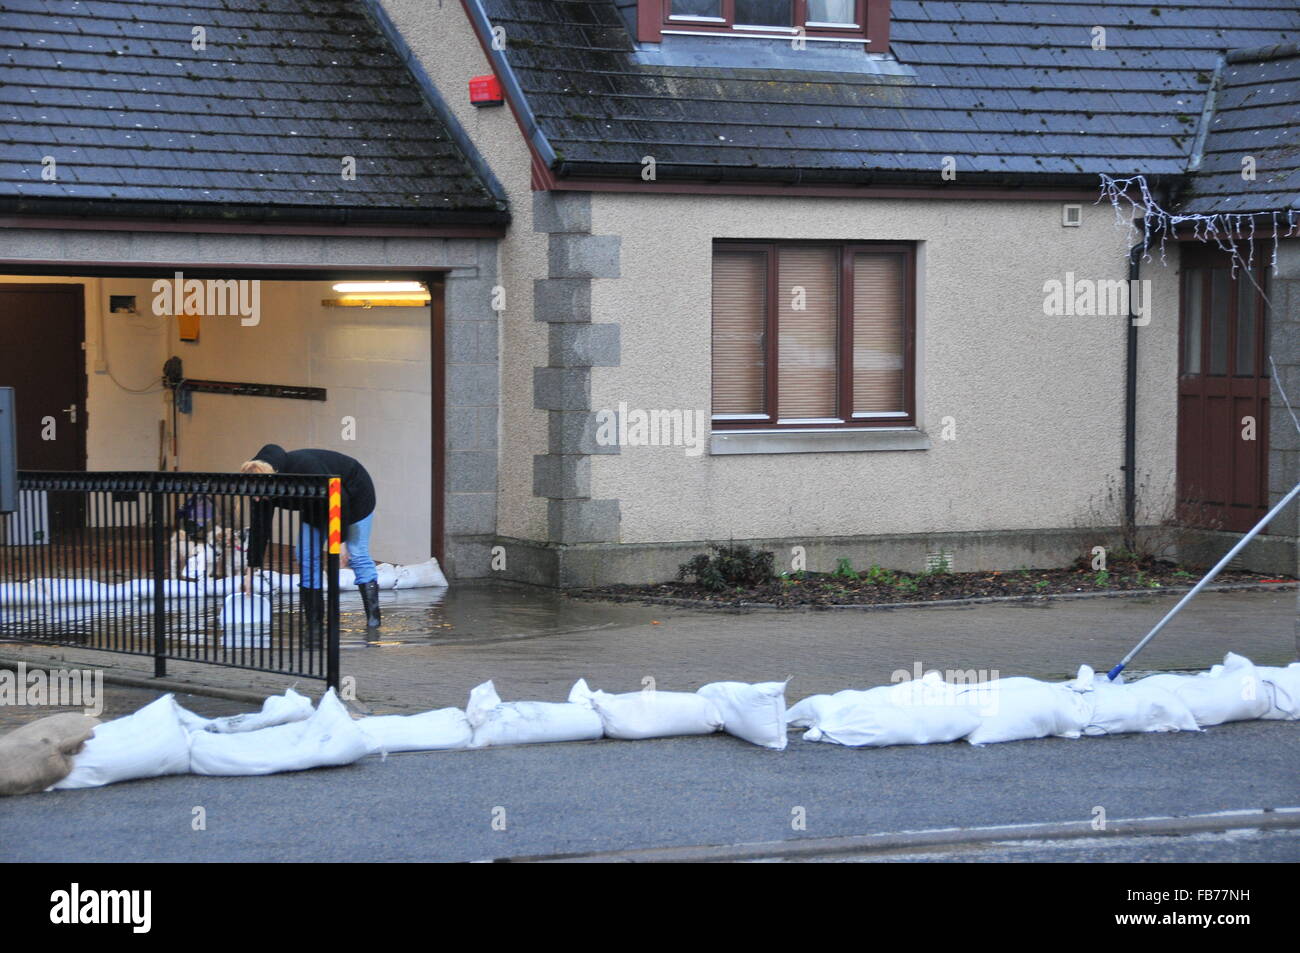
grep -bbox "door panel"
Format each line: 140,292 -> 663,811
0,284 -> 87,534
1176,249 -> 1270,532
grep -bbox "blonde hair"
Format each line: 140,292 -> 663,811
240,460 -> 275,475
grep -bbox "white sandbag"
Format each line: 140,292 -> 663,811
698,680 -> 788,749
189,689 -> 369,776
1066,665 -> 1198,736
54,694 -> 192,789
589,687 -> 724,740
202,688 -> 315,734
963,677 -> 1091,745
339,568 -> 356,589
1138,652 -> 1271,726
110,579 -> 152,601
786,690 -> 883,728
161,579 -> 208,600
799,677 -> 981,747
466,679 -> 603,748
357,708 -> 473,753
175,704 -> 214,733
1259,663 -> 1300,720
37,577 -> 116,604
786,694 -> 831,729
205,576 -> 238,597
374,564 -> 399,590
0,580 -> 34,606
393,558 -> 449,590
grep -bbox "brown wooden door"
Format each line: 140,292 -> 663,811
1176,248 -> 1269,532
0,284 -> 87,533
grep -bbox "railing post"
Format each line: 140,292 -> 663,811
150,474 -> 167,678
326,476 -> 341,692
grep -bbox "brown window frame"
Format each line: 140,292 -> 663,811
711,240 -> 916,430
638,0 -> 890,45
666,0 -> 864,38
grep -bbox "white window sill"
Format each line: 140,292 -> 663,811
710,427 -> 931,455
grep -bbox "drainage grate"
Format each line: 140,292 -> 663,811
925,551 -> 953,573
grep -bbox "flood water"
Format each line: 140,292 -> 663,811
0,581 -> 656,657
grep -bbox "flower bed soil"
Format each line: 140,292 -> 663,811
572,563 -> 1292,610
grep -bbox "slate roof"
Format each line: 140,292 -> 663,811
474,0 -> 1299,210
0,0 -> 508,225
1180,44 -> 1300,215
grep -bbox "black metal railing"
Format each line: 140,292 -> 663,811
0,471 -> 340,689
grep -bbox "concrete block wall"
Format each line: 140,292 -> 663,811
443,247 -> 504,579
531,192 -> 623,547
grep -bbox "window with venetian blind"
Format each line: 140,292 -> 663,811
711,242 -> 913,428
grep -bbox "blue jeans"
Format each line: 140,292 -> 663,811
298,513 -> 376,589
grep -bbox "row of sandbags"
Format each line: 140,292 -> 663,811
788,653 -> 1300,747
0,559 -> 448,607
8,653 -> 1298,794
9,679 -> 787,793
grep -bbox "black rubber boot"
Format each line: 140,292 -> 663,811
359,579 -> 382,630
301,587 -> 324,647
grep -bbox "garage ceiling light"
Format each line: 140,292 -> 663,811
324,281 -> 432,308
330,282 -> 427,294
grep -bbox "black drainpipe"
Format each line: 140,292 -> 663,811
1124,234 -> 1144,547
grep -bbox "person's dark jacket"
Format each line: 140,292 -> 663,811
245,445 -> 376,569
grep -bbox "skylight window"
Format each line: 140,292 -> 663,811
648,0 -> 882,42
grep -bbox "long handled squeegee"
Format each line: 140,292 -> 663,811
1106,479 -> 1300,681
1109,357 -> 1300,681
1107,478 -> 1300,681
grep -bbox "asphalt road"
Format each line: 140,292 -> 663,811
3,719 -> 1297,862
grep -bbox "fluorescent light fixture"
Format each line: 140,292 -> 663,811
330,281 -> 427,294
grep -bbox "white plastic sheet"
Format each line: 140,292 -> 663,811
54,695 -> 192,789
466,680 -> 603,748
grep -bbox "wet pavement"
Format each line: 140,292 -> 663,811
1,583 -> 1295,723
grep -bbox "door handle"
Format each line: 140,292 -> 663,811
61,404 -> 77,424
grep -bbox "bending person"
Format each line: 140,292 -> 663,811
239,444 -> 381,638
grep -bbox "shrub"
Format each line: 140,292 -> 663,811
832,558 -> 860,581
677,543 -> 775,592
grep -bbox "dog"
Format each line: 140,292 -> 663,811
168,494 -> 242,581
168,525 -> 220,581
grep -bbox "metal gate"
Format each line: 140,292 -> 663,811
0,471 -> 340,689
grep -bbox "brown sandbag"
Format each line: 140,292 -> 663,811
0,712 -> 101,796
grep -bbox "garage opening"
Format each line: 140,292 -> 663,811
0,270 -> 446,568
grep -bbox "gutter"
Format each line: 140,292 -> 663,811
552,160 -> 1168,194
0,196 -> 509,230
1124,234 -> 1144,544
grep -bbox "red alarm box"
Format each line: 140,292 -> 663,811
469,74 -> 504,107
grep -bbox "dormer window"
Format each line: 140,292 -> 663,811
639,0 -> 889,46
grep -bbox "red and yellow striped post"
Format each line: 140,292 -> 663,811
327,478 -> 342,555
325,476 -> 341,690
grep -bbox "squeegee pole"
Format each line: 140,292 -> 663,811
1107,480 -> 1300,681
